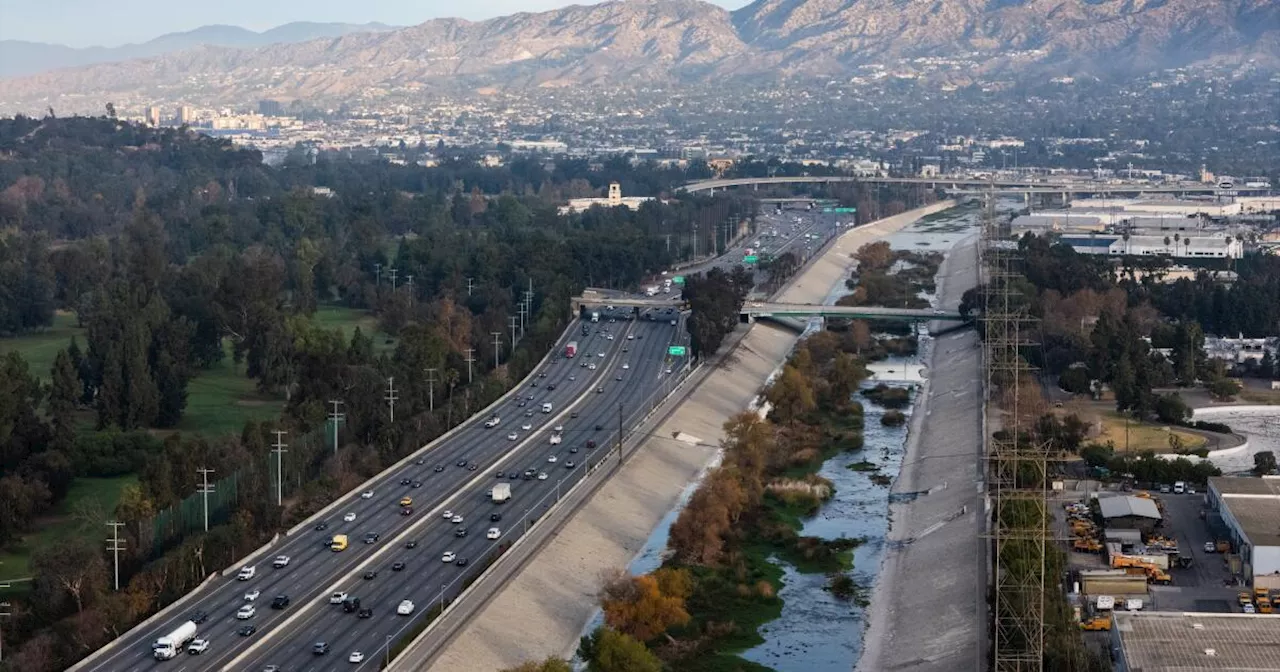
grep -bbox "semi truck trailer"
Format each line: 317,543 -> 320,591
152,620 -> 198,660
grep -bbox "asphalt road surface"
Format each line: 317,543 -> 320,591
81,313 -> 688,672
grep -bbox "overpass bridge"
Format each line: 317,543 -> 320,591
574,294 -> 966,324
679,175 -> 1260,198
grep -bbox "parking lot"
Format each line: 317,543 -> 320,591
1054,483 -> 1243,614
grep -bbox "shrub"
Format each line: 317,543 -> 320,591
881,410 -> 907,426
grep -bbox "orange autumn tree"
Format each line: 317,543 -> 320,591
599,567 -> 693,642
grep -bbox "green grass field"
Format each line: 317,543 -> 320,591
310,304 -> 397,355
0,474 -> 137,583
0,310 -> 85,381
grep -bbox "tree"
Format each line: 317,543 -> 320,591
1207,377 -> 1242,401
1253,451 -> 1277,477
600,570 -> 691,642
579,627 -> 662,672
1154,393 -> 1191,425
766,364 -> 816,425
30,538 -> 108,616
500,659 -> 573,672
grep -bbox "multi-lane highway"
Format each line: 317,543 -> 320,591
79,311 -> 688,672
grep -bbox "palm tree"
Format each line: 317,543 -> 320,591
1163,236 -> 1172,255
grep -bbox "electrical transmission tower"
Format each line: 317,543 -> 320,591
980,191 -> 1057,672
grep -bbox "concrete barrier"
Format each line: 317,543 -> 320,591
220,533 -> 280,577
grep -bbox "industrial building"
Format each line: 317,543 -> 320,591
1069,197 -> 1244,218
1040,232 -> 1245,259
1206,477 -> 1280,590
1110,611 -> 1280,672
1098,495 -> 1162,535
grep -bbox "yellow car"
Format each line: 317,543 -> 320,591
399,496 -> 413,507
1238,592 -> 1252,607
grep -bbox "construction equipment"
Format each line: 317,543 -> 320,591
1073,538 -> 1103,554
1238,591 -> 1253,607
1259,597 -> 1273,614
1080,614 -> 1112,631
1216,540 -> 1231,553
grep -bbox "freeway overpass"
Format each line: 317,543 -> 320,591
679,175 -> 1261,197
741,302 -> 965,322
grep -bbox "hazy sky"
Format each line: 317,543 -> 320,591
1,0 -> 750,47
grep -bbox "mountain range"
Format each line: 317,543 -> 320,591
0,22 -> 399,78
1,0 -> 1277,111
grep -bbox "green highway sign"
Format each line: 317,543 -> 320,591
668,346 -> 687,356
822,207 -> 858,213
743,255 -> 759,264
672,276 -> 684,284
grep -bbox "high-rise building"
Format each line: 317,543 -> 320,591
144,106 -> 161,126
177,105 -> 192,124
258,100 -> 283,117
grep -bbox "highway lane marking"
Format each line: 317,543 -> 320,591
245,323 -> 682,667
221,322 -> 641,670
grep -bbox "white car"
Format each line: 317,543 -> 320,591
236,566 -> 256,581
622,363 -> 629,370
360,490 -> 373,499
554,425 -> 564,432
550,434 -> 562,445
272,555 -> 290,568
507,432 -> 519,441
1204,541 -> 1216,553
547,455 -> 558,463
597,352 -> 605,358
188,639 -> 210,655
521,423 -> 532,431
442,510 -> 453,519
1244,603 -> 1256,614
588,363 -> 597,371
343,512 -> 356,522
627,335 -> 634,340
451,515 -> 464,524
484,416 -> 500,428
538,472 -> 549,481
397,600 -> 415,615
441,551 -> 457,563
236,605 -> 256,620
487,527 -> 501,540
330,592 -> 347,604
349,652 -> 365,663
244,589 -> 261,602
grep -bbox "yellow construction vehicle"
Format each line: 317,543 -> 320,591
1238,592 -> 1253,607
1080,614 -> 1112,631
1259,597 -> 1273,614
1073,538 -> 1103,553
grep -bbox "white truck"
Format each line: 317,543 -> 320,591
152,620 -> 198,660
590,311 -> 600,323
491,483 -> 511,503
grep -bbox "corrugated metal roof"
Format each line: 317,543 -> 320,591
1098,495 -> 1161,520
1115,612 -> 1280,670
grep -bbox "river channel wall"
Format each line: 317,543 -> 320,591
426,200 -> 957,671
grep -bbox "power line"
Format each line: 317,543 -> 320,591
385,376 -> 399,423
328,400 -> 345,456
196,467 -> 216,532
271,431 -> 288,507
106,522 -> 126,592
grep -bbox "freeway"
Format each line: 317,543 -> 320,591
239,317 -> 685,670
79,313 -> 687,672
680,175 -> 1253,195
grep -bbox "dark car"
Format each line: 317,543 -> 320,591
547,383 -> 557,391
400,478 -> 412,486
412,480 -> 424,488
342,597 -> 360,613
518,400 -> 528,407
530,381 -> 539,388
456,460 -> 468,468
364,533 -> 380,544
314,521 -> 328,531
587,440 -> 596,449
415,457 -> 426,465
270,595 -> 290,609
434,465 -> 445,473
468,464 -> 478,471
495,470 -> 505,478
490,512 -> 502,522
363,570 -> 378,580
189,610 -> 209,624
539,371 -> 548,378
455,528 -> 468,538
313,641 -> 331,655
455,557 -> 469,567
508,472 -> 519,480
392,561 -> 406,571
569,446 -> 579,454
594,424 -> 603,431
401,507 -> 413,516
238,625 -> 257,637
571,411 -> 579,419
357,607 -> 373,619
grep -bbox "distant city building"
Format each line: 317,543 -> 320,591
144,106 -> 161,127
258,100 -> 283,117
1053,233 -> 1244,259
559,182 -> 655,215
1203,336 -> 1278,365
1069,197 -> 1242,218
177,105 -> 193,125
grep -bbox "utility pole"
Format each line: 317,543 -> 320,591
466,277 -> 474,297
271,431 -> 287,506
388,267 -> 398,290
517,302 -> 528,338
0,593 -> 9,663
406,274 -> 414,289
464,349 -> 475,384
106,522 -> 126,591
508,316 -> 518,349
425,368 -> 438,412
374,263 -> 382,286
196,467 -> 215,531
492,332 -> 502,366
385,376 -> 399,423
328,400 -> 345,456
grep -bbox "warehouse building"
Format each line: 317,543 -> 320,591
1053,233 -> 1243,259
1111,611 -> 1280,672
1098,495 -> 1162,535
1206,477 -> 1280,590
